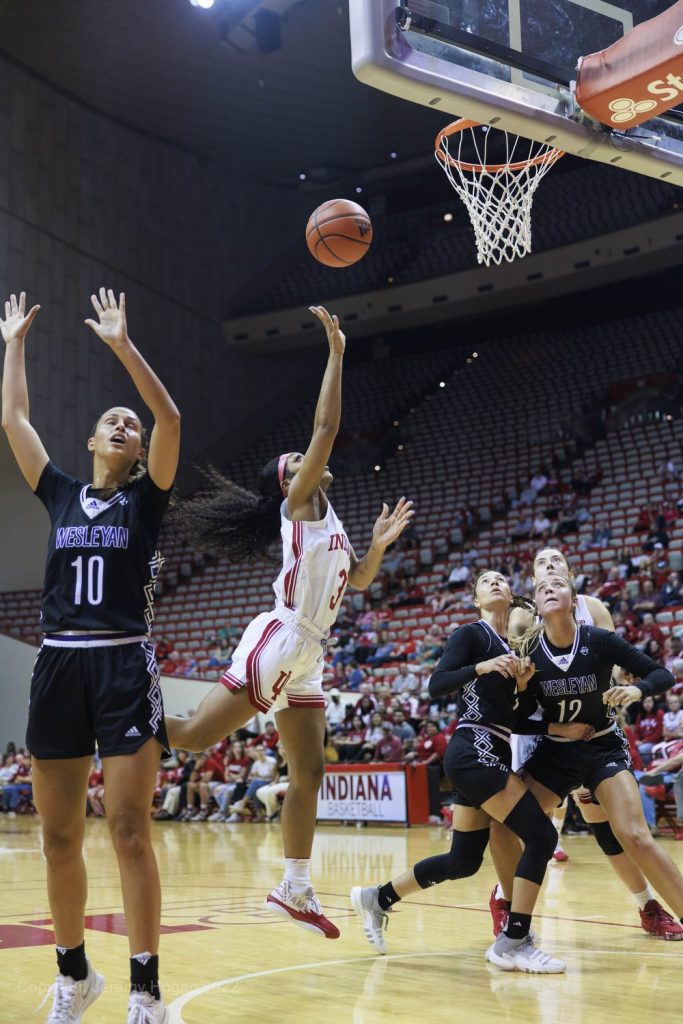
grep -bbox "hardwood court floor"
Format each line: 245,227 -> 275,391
1,817 -> 682,1023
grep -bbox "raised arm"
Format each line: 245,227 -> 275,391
286,306 -> 344,514
347,497 -> 415,590
85,288 -> 180,490
0,292 -> 49,490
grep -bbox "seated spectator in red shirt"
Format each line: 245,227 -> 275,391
405,721 -> 448,822
186,750 -> 225,821
633,506 -> 652,533
637,613 -> 665,649
406,721 -> 447,765
634,695 -> 665,766
373,724 -> 405,763
247,721 -> 280,753
614,600 -> 639,641
594,567 -> 622,602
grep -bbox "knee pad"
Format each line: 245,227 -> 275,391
504,791 -> 557,885
590,820 -> 624,857
413,828 -> 489,889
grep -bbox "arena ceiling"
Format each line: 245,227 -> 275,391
0,0 -> 446,187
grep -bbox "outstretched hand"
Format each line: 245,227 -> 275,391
0,292 -> 40,345
309,305 -> 345,355
372,496 -> 414,550
85,288 -> 129,349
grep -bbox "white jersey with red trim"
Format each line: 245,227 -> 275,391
575,594 -> 595,627
272,498 -> 351,635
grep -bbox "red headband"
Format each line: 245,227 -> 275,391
277,453 -> 291,486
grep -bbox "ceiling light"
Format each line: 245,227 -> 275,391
443,212 -> 453,222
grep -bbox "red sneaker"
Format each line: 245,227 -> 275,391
552,845 -> 569,862
639,900 -> 683,941
489,887 -> 510,937
265,880 -> 340,939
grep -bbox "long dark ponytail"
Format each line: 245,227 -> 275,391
172,456 -> 288,563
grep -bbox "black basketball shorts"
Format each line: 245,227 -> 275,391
521,728 -> 632,801
445,726 -> 513,810
26,634 -> 170,759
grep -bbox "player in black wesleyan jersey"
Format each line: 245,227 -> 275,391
513,573 -> 683,937
351,570 -> 590,973
1,290 -> 179,1024
488,547 -> 683,941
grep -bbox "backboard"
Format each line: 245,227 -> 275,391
350,0 -> 683,186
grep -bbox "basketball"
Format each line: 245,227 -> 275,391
306,198 -> 373,267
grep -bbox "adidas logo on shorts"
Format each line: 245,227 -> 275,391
605,762 -> 618,767
125,726 -> 142,738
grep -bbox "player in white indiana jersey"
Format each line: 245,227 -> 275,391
166,306 -> 413,938
489,547 -> 683,941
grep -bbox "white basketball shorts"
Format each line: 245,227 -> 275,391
221,612 -> 326,713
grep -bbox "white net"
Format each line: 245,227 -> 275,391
435,123 -> 564,267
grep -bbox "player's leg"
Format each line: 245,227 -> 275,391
265,706 -> 339,937
166,684 -> 256,753
595,771 -> 683,922
551,798 -> 569,861
32,755 -> 106,1019
166,614 -> 288,753
487,820 -> 521,934
577,794 -> 681,938
103,738 -> 169,1021
351,803 -> 490,954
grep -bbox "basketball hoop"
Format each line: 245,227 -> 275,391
435,120 -> 564,267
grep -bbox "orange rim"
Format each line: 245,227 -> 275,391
435,119 -> 564,173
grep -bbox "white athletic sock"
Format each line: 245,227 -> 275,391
284,858 -> 311,893
495,882 -> 509,902
633,886 -> 655,911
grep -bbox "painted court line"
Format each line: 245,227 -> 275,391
167,948 -> 683,1022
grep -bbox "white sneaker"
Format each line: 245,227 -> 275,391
350,886 -> 389,954
39,960 -> 105,1022
127,991 -> 170,1023
208,811 -> 225,821
265,880 -> 340,938
225,813 -> 241,823
486,934 -> 566,974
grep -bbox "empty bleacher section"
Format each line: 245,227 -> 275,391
245,163 -> 680,314
2,306 -> 680,682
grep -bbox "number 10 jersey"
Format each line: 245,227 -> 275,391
35,461 -> 171,634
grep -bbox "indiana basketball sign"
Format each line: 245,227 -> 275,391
317,765 -> 407,823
